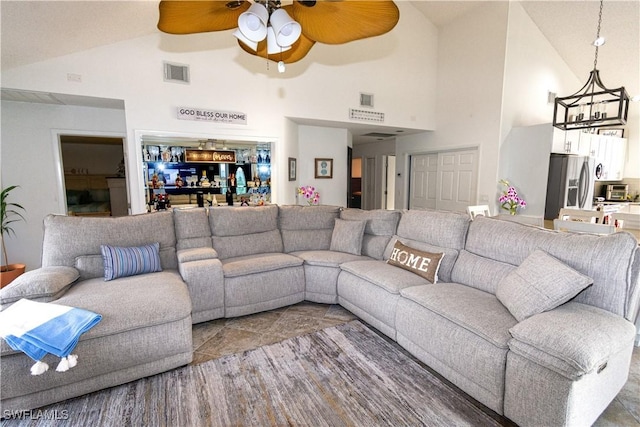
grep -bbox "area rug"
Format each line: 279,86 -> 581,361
3,321 -> 504,426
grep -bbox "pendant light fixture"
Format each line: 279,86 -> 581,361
553,0 -> 630,131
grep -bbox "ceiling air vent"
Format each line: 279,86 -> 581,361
163,61 -> 190,84
360,92 -> 374,108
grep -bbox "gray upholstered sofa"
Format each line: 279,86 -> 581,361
1,205 -> 638,427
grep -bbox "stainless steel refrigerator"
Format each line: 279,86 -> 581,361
544,154 -> 596,220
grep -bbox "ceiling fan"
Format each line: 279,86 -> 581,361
157,0 -> 400,65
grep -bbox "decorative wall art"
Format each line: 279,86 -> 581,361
314,158 -> 333,179
288,157 -> 297,181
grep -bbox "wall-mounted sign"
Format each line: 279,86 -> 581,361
185,150 -> 236,163
177,107 -> 247,125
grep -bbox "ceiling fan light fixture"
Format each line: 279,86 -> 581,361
267,26 -> 292,54
269,8 -> 301,47
237,2 -> 268,42
233,28 -> 259,51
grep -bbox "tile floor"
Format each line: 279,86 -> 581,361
190,302 -> 640,426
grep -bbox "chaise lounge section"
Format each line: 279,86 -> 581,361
1,205 -> 638,427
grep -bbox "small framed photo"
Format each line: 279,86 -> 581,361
314,158 -> 333,179
288,157 -> 297,181
598,128 -> 624,137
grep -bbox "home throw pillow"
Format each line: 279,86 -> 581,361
386,240 -> 443,284
100,243 -> 162,281
330,219 -> 366,255
496,249 -> 593,322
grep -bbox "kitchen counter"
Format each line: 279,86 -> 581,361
543,219 -> 640,243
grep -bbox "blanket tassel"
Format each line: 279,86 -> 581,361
56,354 -> 78,372
30,361 -> 49,376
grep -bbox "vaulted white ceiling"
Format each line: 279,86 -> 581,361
1,0 -> 638,143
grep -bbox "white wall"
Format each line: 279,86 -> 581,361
1,2 -> 438,214
500,2 -> 582,139
297,126 -> 350,207
394,2 -> 509,210
0,101 -> 127,270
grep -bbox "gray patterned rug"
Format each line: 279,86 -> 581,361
3,321 -> 504,426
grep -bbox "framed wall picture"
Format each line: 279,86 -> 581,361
314,158 -> 333,179
288,157 -> 297,181
598,128 -> 624,138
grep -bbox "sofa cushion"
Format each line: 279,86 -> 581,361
400,283 -> 517,349
387,240 -> 443,283
0,267 -> 79,307
173,207 -> 212,251
209,206 -> 283,259
330,219 -> 366,255
465,216 -> 638,320
496,250 -> 593,321
383,236 -> 458,283
101,243 -> 163,281
450,250 -> 516,294
209,205 -> 279,237
396,209 -> 470,250
279,205 -> 340,252
340,209 -> 401,259
212,229 -> 283,260
508,302 -> 637,380
340,260 -> 429,294
221,253 -> 303,278
293,250 -> 369,267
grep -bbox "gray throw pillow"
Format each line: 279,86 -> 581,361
496,249 -> 593,322
0,266 -> 80,306
330,219 -> 366,255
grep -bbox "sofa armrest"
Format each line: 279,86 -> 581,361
177,248 -> 224,323
177,247 -> 218,263
0,266 -> 79,308
508,302 -> 636,380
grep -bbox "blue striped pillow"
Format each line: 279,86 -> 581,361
100,243 -> 162,281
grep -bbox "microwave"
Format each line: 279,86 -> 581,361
605,184 -> 628,201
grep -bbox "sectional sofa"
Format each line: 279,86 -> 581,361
1,205 -> 638,426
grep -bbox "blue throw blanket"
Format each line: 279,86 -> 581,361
0,299 -> 101,375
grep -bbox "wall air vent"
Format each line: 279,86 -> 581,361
360,93 -> 374,108
349,108 -> 385,123
163,61 -> 190,84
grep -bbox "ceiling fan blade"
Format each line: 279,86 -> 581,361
158,0 -> 250,34
238,31 -> 316,64
293,0 -> 399,45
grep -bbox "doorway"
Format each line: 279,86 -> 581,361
409,148 -> 478,212
60,135 -> 129,216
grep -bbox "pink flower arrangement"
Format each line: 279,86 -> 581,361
499,179 -> 526,215
298,185 -> 320,205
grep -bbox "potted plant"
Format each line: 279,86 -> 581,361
1,185 -> 26,288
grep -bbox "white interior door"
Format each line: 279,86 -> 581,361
436,149 -> 477,212
384,155 -> 396,210
409,149 -> 478,212
409,153 -> 438,210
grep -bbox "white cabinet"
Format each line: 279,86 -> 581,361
551,129 -> 590,155
589,135 -> 627,181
